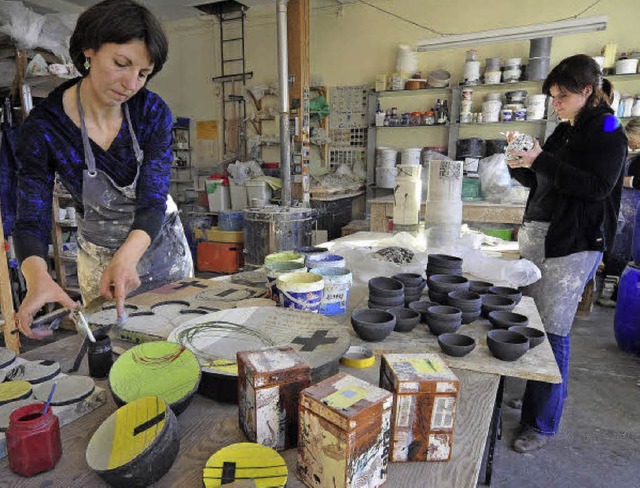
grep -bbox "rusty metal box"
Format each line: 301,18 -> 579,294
379,353 -> 460,462
237,345 -> 311,451
297,372 -> 393,488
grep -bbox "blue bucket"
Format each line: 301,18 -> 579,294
218,211 -> 244,231
310,267 -> 352,315
276,272 -> 324,313
306,253 -> 345,269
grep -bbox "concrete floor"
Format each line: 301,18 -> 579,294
493,305 -> 640,488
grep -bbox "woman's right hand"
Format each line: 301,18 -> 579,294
17,257 -> 77,339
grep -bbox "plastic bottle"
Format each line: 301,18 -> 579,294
375,102 -> 385,127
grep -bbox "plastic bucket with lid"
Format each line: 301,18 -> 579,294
310,267 -> 353,315
305,253 -> 345,269
265,261 -> 307,302
264,251 -> 305,266
276,272 -> 324,313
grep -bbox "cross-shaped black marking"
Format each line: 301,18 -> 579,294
174,280 -> 207,290
292,330 -> 338,352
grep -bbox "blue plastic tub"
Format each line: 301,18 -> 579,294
218,211 -> 244,231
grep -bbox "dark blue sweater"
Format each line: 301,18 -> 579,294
14,78 -> 173,263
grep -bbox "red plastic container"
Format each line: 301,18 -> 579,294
6,403 -> 62,477
197,241 -> 244,273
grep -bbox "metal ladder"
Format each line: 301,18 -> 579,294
211,4 -> 253,160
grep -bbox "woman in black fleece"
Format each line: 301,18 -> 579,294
508,54 -> 627,453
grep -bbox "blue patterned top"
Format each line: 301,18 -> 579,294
14,78 -> 173,263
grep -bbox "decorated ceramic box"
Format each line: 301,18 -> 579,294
379,353 -> 460,462
297,372 -> 392,488
237,346 -> 311,451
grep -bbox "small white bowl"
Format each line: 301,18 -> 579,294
615,58 -> 639,75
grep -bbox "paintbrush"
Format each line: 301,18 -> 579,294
43,382 -> 57,415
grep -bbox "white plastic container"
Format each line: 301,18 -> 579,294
206,179 -> 231,212
246,179 -> 272,207
376,147 -> 398,168
376,166 -> 396,189
401,148 -> 422,166
229,178 -> 249,210
615,58 -> 639,75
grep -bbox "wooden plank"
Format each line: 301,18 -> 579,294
0,334 -> 499,488
369,195 -> 526,231
0,201 -> 19,354
347,295 -> 562,384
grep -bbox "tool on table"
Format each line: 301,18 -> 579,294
11,304 -> 95,342
43,382 -> 57,415
85,294 -> 129,339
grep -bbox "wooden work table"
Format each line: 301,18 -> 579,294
0,275 -> 559,487
369,195 -> 526,232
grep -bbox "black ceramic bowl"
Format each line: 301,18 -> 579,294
407,300 -> 434,321
389,307 -> 421,332
351,309 -> 396,342
427,274 -> 470,294
488,311 -> 529,329
368,293 -> 406,307
461,311 -> 481,324
438,333 -> 476,357
481,295 -> 516,317
425,305 -> 463,336
392,273 -> 424,287
367,300 -> 391,311
508,326 -> 545,347
487,329 -> 530,361
427,267 -> 462,278
428,290 -> 449,304
488,286 -> 523,305
469,280 -> 494,294
369,277 -> 404,298
428,254 -> 463,268
447,290 -> 482,311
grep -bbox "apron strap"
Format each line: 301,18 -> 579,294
123,103 -> 144,164
76,80 -> 97,176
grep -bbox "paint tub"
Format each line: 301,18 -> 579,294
265,261 -> 307,302
276,272 -> 324,313
305,253 -> 345,270
264,251 -> 305,266
295,246 -> 329,257
311,267 -> 353,315
244,206 -> 317,268
218,211 -> 244,231
376,166 -> 396,189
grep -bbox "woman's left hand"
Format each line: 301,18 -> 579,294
507,140 -> 543,169
99,251 -> 141,318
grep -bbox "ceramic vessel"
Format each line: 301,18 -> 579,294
469,280 -> 494,294
369,277 -> 404,297
425,305 -> 462,336
427,274 -> 470,294
389,308 -> 421,333
488,286 -> 523,304
481,295 -> 516,317
508,326 -> 545,347
488,310 -> 529,329
351,309 -> 396,342
437,333 -> 476,357
487,330 -> 529,361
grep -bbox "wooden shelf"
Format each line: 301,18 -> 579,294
374,124 -> 449,129
457,119 -> 548,127
458,80 -> 543,90
376,86 -> 450,97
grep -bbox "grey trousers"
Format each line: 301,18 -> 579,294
518,221 -> 601,336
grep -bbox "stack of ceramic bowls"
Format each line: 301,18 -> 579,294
447,290 -> 482,324
427,274 -> 469,304
503,58 -> 523,82
526,94 -> 547,120
392,273 -> 426,304
426,253 -> 462,278
368,277 -> 404,310
482,94 -> 502,123
484,57 -> 502,84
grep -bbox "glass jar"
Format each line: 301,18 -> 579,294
6,403 -> 62,476
401,113 -> 411,126
410,112 -> 422,126
423,111 -> 435,125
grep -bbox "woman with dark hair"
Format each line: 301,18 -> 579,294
508,54 -> 627,452
14,0 -> 193,337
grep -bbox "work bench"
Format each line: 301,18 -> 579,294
0,270 -> 560,488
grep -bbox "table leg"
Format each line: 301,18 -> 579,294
483,376 -> 505,486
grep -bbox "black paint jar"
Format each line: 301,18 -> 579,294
88,334 -> 113,378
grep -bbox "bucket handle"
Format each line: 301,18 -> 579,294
281,289 -> 321,310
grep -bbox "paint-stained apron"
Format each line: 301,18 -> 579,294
74,81 -> 193,304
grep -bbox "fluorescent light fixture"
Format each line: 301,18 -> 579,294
416,15 -> 607,51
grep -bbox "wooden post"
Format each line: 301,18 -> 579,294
287,0 -> 310,204
0,202 -> 20,353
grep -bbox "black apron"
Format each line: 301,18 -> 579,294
74,81 -> 193,304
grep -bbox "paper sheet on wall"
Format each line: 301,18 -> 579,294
197,120 -> 218,140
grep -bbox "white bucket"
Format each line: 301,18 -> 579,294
401,148 -> 422,166
229,178 -> 248,210
265,261 -> 307,302
206,179 -> 230,212
527,94 -> 547,106
376,166 -> 396,189
310,267 -> 353,315
396,164 -> 421,180
376,147 -> 398,168
276,272 -> 324,313
427,160 -> 463,202
463,60 -> 481,84
246,180 -> 272,207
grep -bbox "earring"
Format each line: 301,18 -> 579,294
84,57 -> 91,71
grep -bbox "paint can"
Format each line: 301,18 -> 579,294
311,267 -> 353,315
529,37 -> 552,58
276,272 -> 324,313
527,57 -> 551,81
295,246 -> 329,257
265,261 -> 307,302
243,207 -> 317,268
305,253 -> 345,269
376,147 -> 398,168
88,333 -> 113,379
401,148 -> 422,166
614,263 -> 640,354
218,211 -> 244,231
6,403 -> 61,476
264,251 -> 305,266
376,166 -> 396,188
